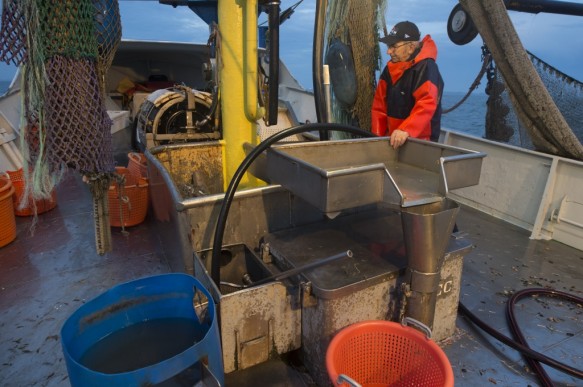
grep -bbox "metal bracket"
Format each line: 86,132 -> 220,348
301,282 -> 317,308
260,242 -> 272,263
550,196 -> 583,229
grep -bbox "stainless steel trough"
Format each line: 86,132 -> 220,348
266,137 -> 486,213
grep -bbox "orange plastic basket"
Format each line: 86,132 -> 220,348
6,168 -> 57,216
326,320 -> 454,387
0,177 -> 17,247
108,167 -> 149,227
127,152 -> 148,180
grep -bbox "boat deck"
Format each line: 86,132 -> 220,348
0,172 -> 581,386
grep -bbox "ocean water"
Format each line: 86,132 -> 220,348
441,91 -> 488,137
0,80 -> 9,95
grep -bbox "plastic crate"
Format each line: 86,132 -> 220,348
0,177 -> 16,247
6,168 -> 57,216
127,152 -> 148,180
108,167 -> 149,227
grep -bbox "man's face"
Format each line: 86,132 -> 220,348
387,41 -> 416,63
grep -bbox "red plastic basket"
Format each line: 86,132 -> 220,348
108,167 -> 149,227
0,177 -> 17,247
326,320 -> 454,387
6,168 -> 57,216
127,152 -> 148,180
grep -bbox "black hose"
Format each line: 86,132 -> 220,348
503,0 -> 583,16
507,288 -> 583,386
312,0 -> 329,139
210,122 -> 374,285
267,1 -> 280,126
195,85 -> 219,128
458,296 -> 583,382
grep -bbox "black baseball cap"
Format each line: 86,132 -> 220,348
379,21 -> 420,46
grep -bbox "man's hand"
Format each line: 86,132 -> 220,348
390,129 -> 410,149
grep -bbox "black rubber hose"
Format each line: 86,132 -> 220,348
312,0 -> 329,140
210,123 -> 374,285
506,288 -> 583,386
458,300 -> 583,380
267,1 -> 280,126
503,0 -> 583,17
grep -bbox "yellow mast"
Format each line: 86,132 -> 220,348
218,0 -> 265,189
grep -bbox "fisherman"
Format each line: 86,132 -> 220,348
371,21 -> 444,149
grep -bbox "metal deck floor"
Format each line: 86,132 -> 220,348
0,172 -> 581,386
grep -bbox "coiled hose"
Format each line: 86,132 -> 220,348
459,288 -> 583,385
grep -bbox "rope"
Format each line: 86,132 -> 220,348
443,46 -> 492,114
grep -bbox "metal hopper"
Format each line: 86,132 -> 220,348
266,137 -> 486,214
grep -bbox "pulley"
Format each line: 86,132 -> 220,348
447,3 -> 479,46
135,85 -> 219,150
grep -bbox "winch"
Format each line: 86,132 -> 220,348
135,85 -> 219,150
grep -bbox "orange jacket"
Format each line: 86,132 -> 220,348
371,35 -> 444,141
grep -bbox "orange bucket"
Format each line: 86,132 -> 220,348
108,167 -> 149,227
6,168 -> 57,216
326,320 -> 454,387
127,152 -> 148,180
0,177 -> 17,247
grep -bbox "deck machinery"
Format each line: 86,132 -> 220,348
145,136 -> 485,385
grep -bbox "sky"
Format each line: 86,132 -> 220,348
1,0 -> 583,93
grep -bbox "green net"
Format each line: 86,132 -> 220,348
1,0 -> 122,196
37,0 -> 98,59
0,0 -> 121,252
325,0 -> 386,137
18,0 -> 117,197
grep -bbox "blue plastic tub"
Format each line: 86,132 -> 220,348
61,273 -> 224,386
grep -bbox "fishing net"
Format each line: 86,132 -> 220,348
460,0 -> 583,160
0,0 -> 26,65
94,0 -> 122,88
44,56 -> 114,172
325,0 -> 386,137
486,52 -> 583,152
0,0 -> 122,253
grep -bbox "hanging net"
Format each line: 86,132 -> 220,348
0,0 -> 26,65
485,52 -> 583,154
460,0 -> 583,160
325,0 -> 386,137
0,0 -> 122,253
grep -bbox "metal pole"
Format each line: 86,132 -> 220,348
505,0 -> 583,16
249,250 -> 353,286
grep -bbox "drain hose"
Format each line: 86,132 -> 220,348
459,288 -> 583,385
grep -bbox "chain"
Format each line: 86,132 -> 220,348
85,172 -> 113,255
